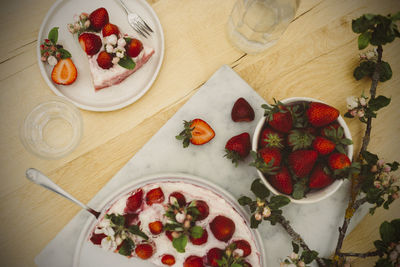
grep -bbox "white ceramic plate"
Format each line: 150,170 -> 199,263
37,0 -> 164,111
72,173 -> 266,267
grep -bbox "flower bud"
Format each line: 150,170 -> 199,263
370,165 -> 378,173
377,159 -> 385,168
359,97 -> 367,106
41,56 -> 47,62
225,248 -> 232,257
175,212 -> 185,224
74,23 -> 81,31
112,57 -> 120,65
357,109 -> 365,118
47,55 -> 58,66
254,212 -> 262,221
233,248 -> 244,258
183,220 -> 191,229
80,13 -> 88,20
298,261 -> 305,267
186,214 -> 193,221
107,34 -> 118,46
67,24 -> 76,34
374,180 -> 381,189
290,252 -> 298,260
383,165 -> 391,173
106,44 -> 114,53
262,207 -> 271,218
257,199 -> 265,207
346,96 -> 358,110
118,38 -> 127,47
171,231 -> 181,239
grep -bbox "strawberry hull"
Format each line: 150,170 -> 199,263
252,97 -> 353,204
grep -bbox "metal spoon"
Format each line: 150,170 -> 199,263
25,168 -> 100,219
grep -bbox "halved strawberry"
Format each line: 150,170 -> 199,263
263,101 -> 293,133
190,228 -> 208,245
148,221 -> 163,235
102,23 -> 119,37
125,189 -> 143,213
169,192 -> 186,207
78,33 -> 102,56
288,150 -> 318,177
210,215 -> 235,242
312,136 -> 335,155
259,127 -> 284,149
96,51 -> 113,69
268,165 -> 293,194
231,97 -> 255,122
126,38 -> 143,58
224,132 -> 251,166
191,200 -> 209,221
123,213 -> 139,227
328,153 -> 351,171
90,232 -> 107,245
161,254 -> 176,266
89,7 -> 109,31
184,256 -> 204,267
176,119 -> 215,147
135,243 -> 154,259
206,248 -> 224,267
51,58 -> 77,85
309,163 -> 335,189
232,240 -> 252,257
146,187 -> 165,205
306,102 -> 339,127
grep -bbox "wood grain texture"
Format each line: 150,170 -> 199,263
0,0 -> 399,266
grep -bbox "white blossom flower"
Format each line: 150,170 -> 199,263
366,51 -> 376,59
374,180 -> 381,188
47,56 -> 58,66
359,97 -> 367,106
101,236 -> 117,251
233,248 -> 244,258
255,212 -> 262,221
298,261 -> 305,267
116,51 -> 124,58
106,44 -> 114,53
290,252 -> 299,260
84,20 -> 90,28
377,159 -> 385,168
73,23 -> 81,31
117,38 -> 126,47
262,207 -> 271,218
67,23 -> 75,34
115,236 -> 123,246
357,109 -> 365,118
383,165 -> 391,173
175,212 -> 185,223
346,96 -> 359,110
107,34 -> 118,46
112,57 -> 120,65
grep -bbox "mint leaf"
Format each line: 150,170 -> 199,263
118,56 -> 136,70
172,235 -> 188,253
128,225 -> 149,240
58,48 -> 71,59
118,238 -> 135,256
48,27 -> 59,44
238,196 -> 253,206
358,31 -> 371,49
190,226 -> 204,239
251,179 -> 270,199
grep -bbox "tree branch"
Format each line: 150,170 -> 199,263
338,250 -> 381,258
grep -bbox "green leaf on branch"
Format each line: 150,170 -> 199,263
250,214 -> 261,229
387,161 -> 399,171
292,241 -> 300,254
118,56 -> 136,70
301,250 -> 319,264
391,11 -> 400,21
353,61 -> 375,80
380,221 -> 396,244
379,61 -> 392,82
251,179 -> 270,199
269,195 -> 290,210
128,225 -> 149,240
358,31 -> 371,49
368,95 -> 391,113
374,239 -> 387,253
238,196 -> 253,206
361,151 -> 379,165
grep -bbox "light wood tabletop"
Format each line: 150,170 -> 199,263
1,0 -> 399,266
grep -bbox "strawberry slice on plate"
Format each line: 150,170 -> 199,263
161,254 -> 176,265
78,33 -> 102,56
210,215 -> 235,242
51,58 -> 77,85
135,243 -> 154,259
102,23 -> 119,37
176,119 -> 215,147
145,187 -> 165,205
184,255 -> 204,267
89,7 -> 109,31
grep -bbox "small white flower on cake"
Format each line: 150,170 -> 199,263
112,57 -> 120,64
116,51 -> 124,58
101,236 -> 116,251
233,248 -> 244,258
106,44 -> 114,53
117,38 -> 126,48
47,56 -> 58,66
175,212 -> 185,223
107,35 -> 118,46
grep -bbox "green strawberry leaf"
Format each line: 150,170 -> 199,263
172,234 -> 188,253
48,27 -> 59,44
361,150 -> 379,165
106,214 -> 125,227
358,31 -> 371,49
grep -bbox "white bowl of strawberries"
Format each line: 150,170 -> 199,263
252,97 -> 353,204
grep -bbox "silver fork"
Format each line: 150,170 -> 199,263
117,0 -> 154,38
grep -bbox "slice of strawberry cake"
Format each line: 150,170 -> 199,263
88,181 -> 262,267
68,7 -> 154,91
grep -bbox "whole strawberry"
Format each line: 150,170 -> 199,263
288,150 -> 318,177
231,97 -> 255,122
312,136 -> 335,155
309,163 -> 335,189
89,7 -> 109,31
268,165 -> 293,194
259,127 -> 285,149
262,100 -> 293,133
224,133 -> 251,166
306,102 -> 339,127
328,153 -> 351,172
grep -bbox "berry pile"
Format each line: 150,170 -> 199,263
254,100 -> 353,199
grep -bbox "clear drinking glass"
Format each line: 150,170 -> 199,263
227,0 -> 298,54
20,96 -> 83,159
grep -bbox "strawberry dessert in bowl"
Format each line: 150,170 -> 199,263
252,97 -> 353,204
73,174 -> 265,267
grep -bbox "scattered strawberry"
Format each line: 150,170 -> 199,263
268,165 -> 293,195
148,221 -> 163,235
102,23 -> 119,37
312,136 -> 336,155
224,133 -> 251,166
145,187 -> 165,205
309,163 -> 335,189
231,97 -> 255,122
306,102 -> 339,127
169,192 -> 186,207
96,51 -> 113,69
126,38 -> 143,58
210,215 -> 236,242
263,101 -> 293,133
89,7 -> 109,31
161,254 -> 176,266
135,243 -> 154,259
190,228 -> 208,245
191,200 -> 209,221
123,213 -> 139,227
259,127 -> 285,149
232,240 -> 252,257
78,33 -> 102,55
288,150 -> 318,177
206,248 -> 224,267
184,255 -> 204,267
328,153 -> 351,171
51,58 -> 77,85
287,129 -> 315,151
125,189 -> 143,213
259,147 -> 282,168
90,233 -> 107,245
176,119 -> 215,147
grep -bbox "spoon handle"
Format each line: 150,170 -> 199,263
25,168 -> 100,218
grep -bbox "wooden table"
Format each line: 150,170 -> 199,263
1,0 -> 399,266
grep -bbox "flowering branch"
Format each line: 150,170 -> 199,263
337,251 -> 381,258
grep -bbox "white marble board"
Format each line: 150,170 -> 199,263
35,65 -> 369,267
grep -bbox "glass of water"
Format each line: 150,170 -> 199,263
227,0 -> 298,54
20,96 -> 83,159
